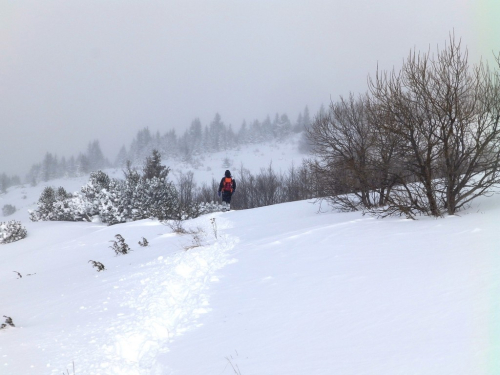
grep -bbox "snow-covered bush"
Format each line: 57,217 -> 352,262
88,260 -> 106,272
80,170 -> 111,218
0,220 -> 27,244
2,204 -> 16,217
93,178 -> 127,225
110,234 -> 131,255
29,152 -> 205,225
29,186 -> 56,221
0,316 -> 15,329
132,176 -> 179,221
29,186 -> 83,222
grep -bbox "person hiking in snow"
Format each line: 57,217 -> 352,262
218,170 -> 236,211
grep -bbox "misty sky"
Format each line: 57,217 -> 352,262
0,0 -> 497,176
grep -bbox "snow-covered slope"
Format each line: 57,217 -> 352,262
1,139 -> 500,375
1,136 -> 306,223
166,134 -> 307,184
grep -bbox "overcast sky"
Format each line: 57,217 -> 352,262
0,0 -> 497,176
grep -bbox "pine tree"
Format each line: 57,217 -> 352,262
80,171 -> 111,218
142,149 -> 169,181
29,187 -> 57,221
87,140 -> 108,171
114,145 -> 128,168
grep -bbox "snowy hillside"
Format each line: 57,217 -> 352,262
0,136 -> 307,223
165,134 -> 307,185
1,139 -> 500,374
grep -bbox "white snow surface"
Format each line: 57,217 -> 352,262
1,140 -> 500,374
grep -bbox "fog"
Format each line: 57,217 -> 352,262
0,0 -> 495,177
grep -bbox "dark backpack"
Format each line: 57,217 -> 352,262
223,177 -> 233,192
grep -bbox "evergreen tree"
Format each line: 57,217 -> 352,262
80,170 -> 111,217
188,118 -> 203,155
98,178 -> 126,225
40,153 -> 58,182
208,113 -> 225,151
237,120 -> 249,144
276,114 -> 292,140
0,220 -> 27,244
130,128 -> 153,163
67,156 -> 77,177
303,106 -> 311,129
134,176 -> 179,221
114,145 -> 128,168
0,174 -> 8,193
260,116 -> 272,141
87,140 -> 108,171
59,157 -> 68,178
76,153 -> 90,175
161,129 -> 178,158
142,149 -> 169,181
29,187 -> 57,221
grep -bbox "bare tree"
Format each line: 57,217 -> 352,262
307,94 -> 398,211
369,34 -> 500,217
177,171 -> 196,211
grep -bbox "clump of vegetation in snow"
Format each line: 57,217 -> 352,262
109,234 -> 131,255
88,260 -> 106,272
0,220 -> 27,244
28,186 -> 80,222
0,316 -> 15,329
138,237 -> 149,247
184,230 -> 204,251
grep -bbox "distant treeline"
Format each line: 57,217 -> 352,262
118,109 -> 313,167
21,108 -> 316,186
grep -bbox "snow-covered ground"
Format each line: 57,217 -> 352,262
1,140 -> 500,374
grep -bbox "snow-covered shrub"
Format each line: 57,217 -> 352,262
138,237 -> 149,247
80,170 -> 111,218
96,178 -> 127,225
63,193 -> 91,222
29,186 -> 82,222
0,316 -> 15,329
134,176 -> 179,221
0,220 -> 27,244
2,204 -> 16,217
88,260 -> 106,272
29,186 -> 57,221
51,187 -> 80,221
109,234 -> 131,255
29,151 -> 193,225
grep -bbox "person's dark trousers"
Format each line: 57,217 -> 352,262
222,191 -> 232,204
